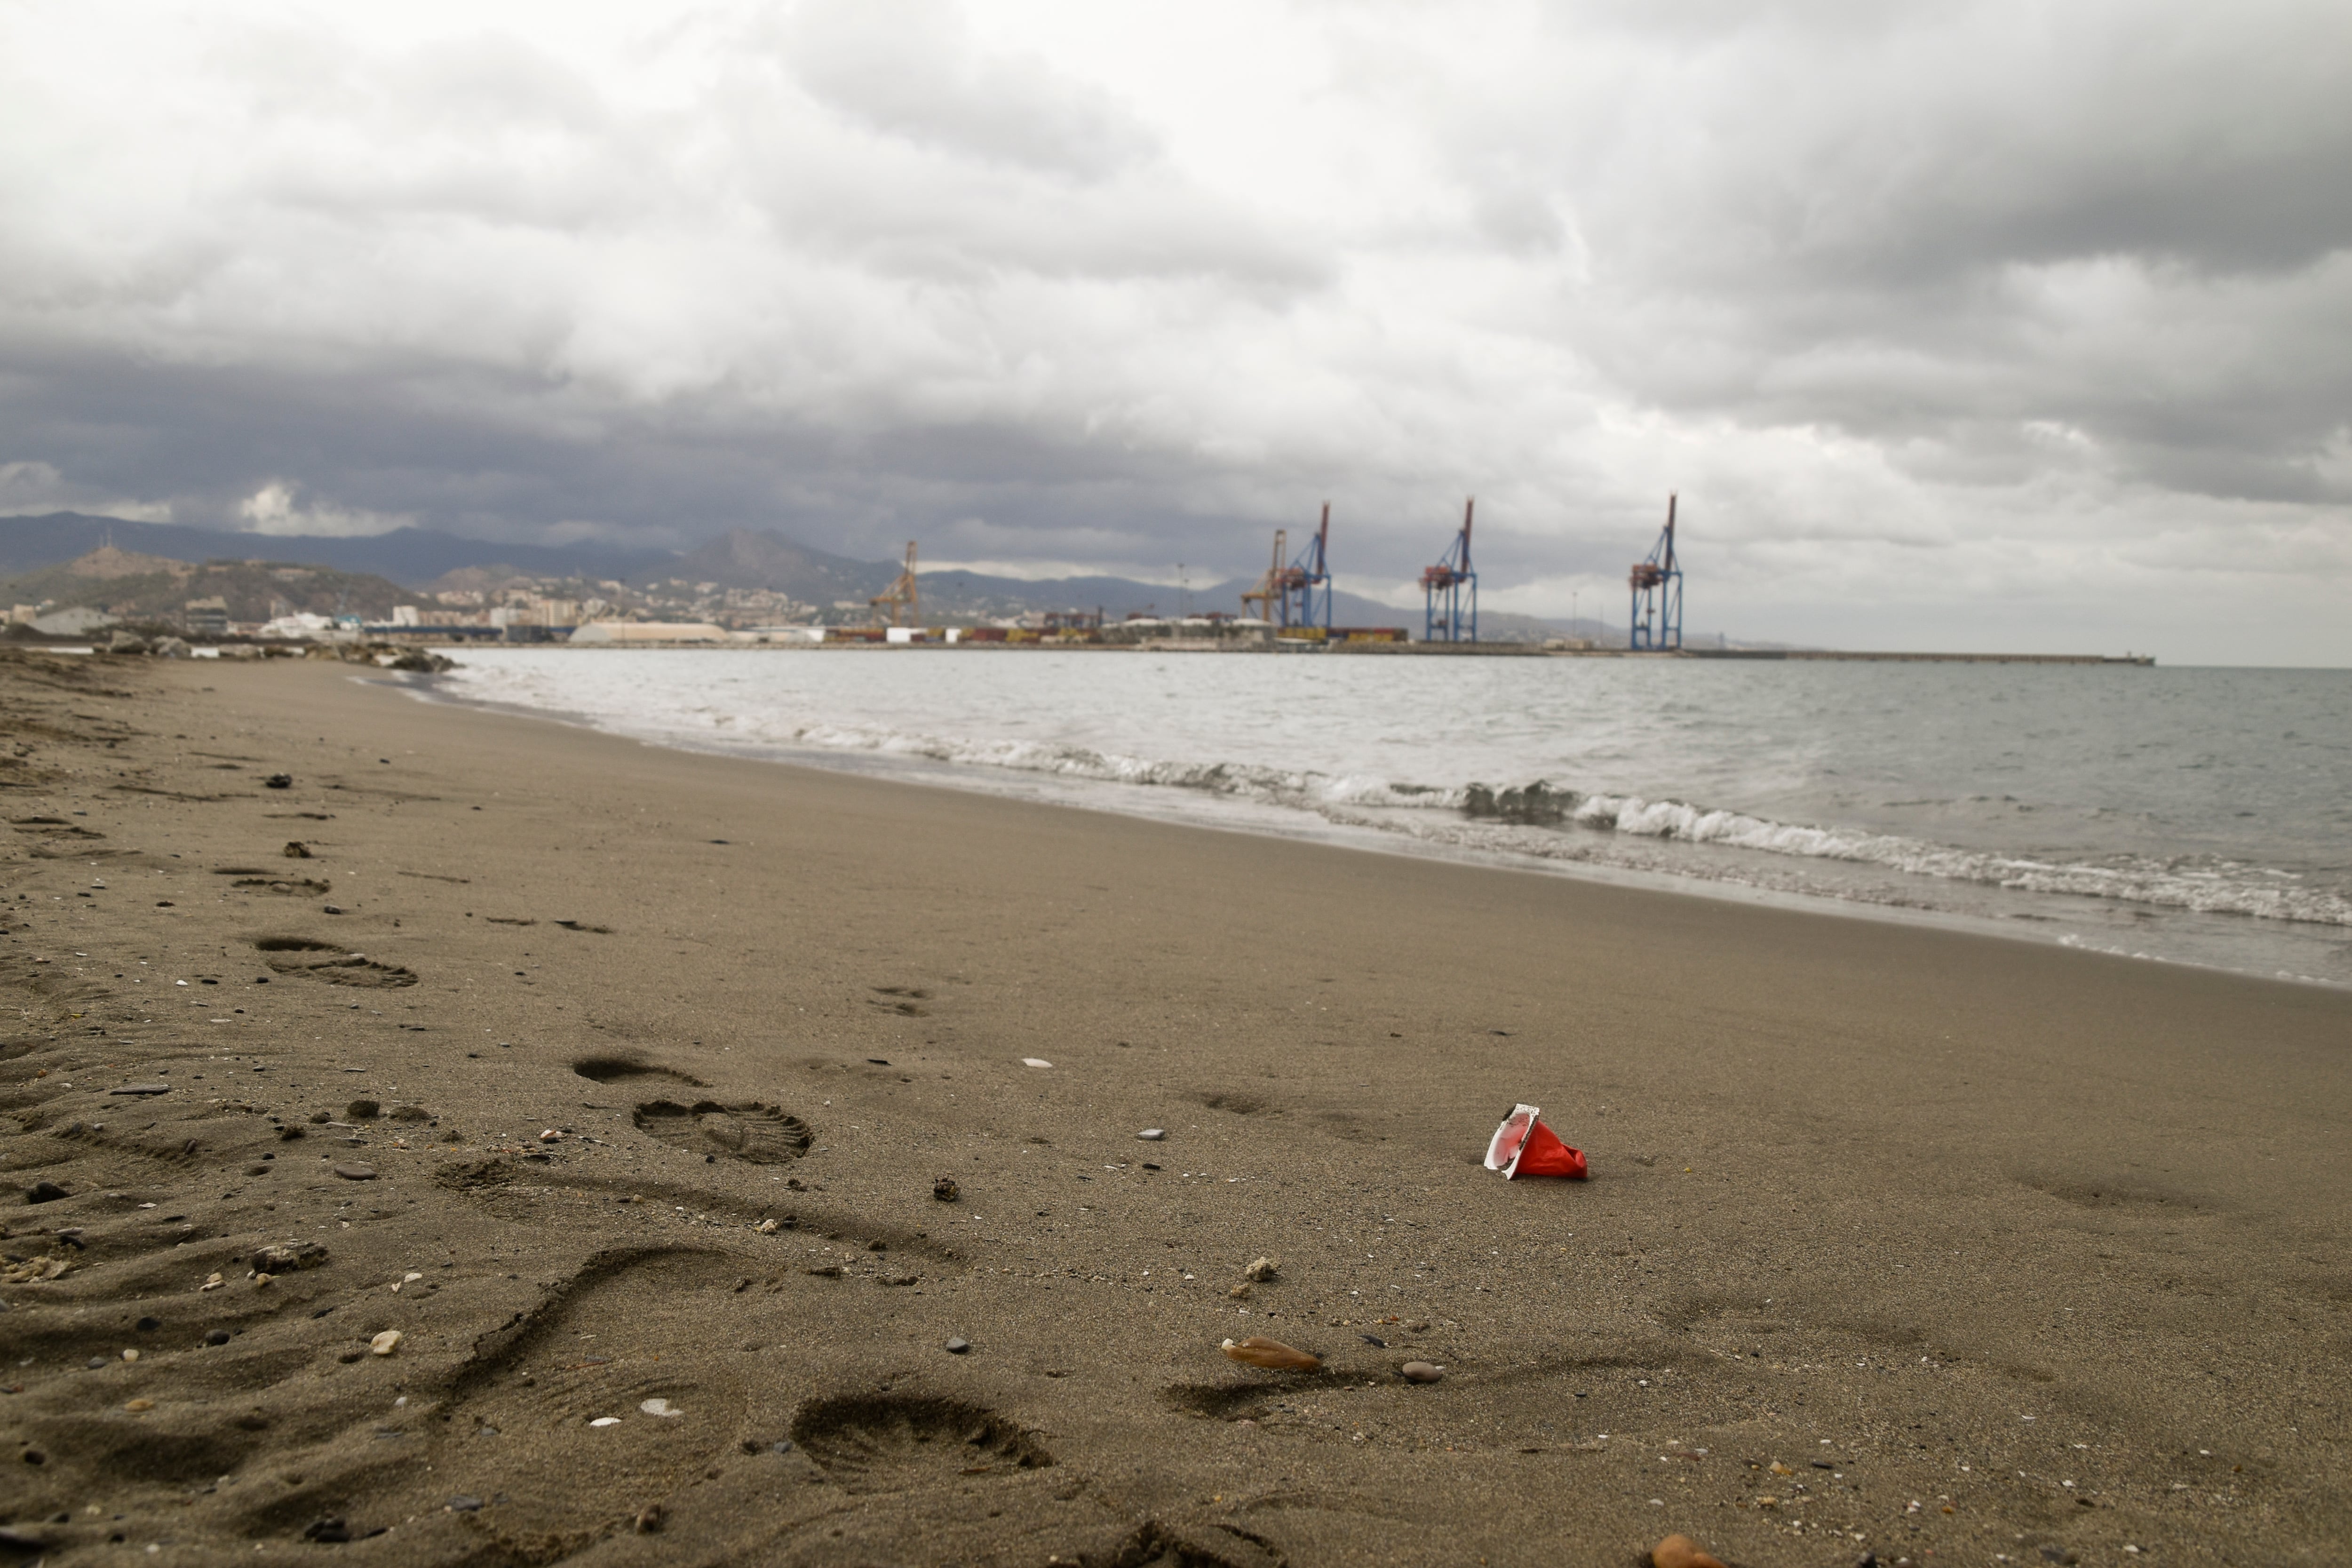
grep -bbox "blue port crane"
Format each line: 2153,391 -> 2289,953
1628,494 -> 1683,652
1243,504 -> 1334,631
1421,497 -> 1478,642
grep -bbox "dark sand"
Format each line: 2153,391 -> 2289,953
2,648 -> 2347,1567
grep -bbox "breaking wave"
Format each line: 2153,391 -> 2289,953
601,701 -> 2352,932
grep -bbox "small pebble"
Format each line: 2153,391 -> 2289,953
346,1100 -> 381,1120
369,1329 -> 402,1357
109,1083 -> 171,1097
124,1399 -> 155,1412
86,1356 -> 108,1370
932,1176 -> 960,1202
1400,1361 -> 1445,1384
590,1417 -> 621,1428
206,1329 -> 231,1346
121,1348 -> 140,1362
945,1337 -> 970,1354
633,1504 -> 665,1534
1021,1057 -> 1052,1068
136,1316 -> 161,1332
1243,1256 -> 1279,1282
1137,1129 -> 1166,1141
445,1496 -> 483,1513
27,1181 -> 70,1204
640,1398 -> 681,1417
333,1163 -> 377,1181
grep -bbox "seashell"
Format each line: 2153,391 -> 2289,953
369,1329 -> 402,1356
1651,1534 -> 1728,1568
1220,1336 -> 1321,1372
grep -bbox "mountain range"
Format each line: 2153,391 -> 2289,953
2,514 -> 1613,641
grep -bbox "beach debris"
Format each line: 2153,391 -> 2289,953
265,774 -> 293,789
369,1329 -> 403,1356
26,1181 -> 70,1204
333,1163 -> 378,1181
1400,1361 -> 1445,1384
1221,1336 -> 1322,1372
200,1272 -> 225,1291
1650,1534 -> 1729,1568
933,1176 -> 960,1202
1229,1283 -> 1253,1301
110,1083 -> 170,1097
1021,1057 -> 1052,1068
634,1504 -> 665,1534
1137,1128 -> 1167,1140
640,1398 -> 682,1417
1483,1103 -> 1588,1180
251,1241 -> 329,1274
945,1337 -> 971,1354
346,1099 -> 381,1120
1243,1256 -> 1279,1282
4,1257 -> 71,1284
538,1129 -> 565,1143
590,1417 -> 621,1428
756,1218 -> 781,1234
284,841 -> 311,858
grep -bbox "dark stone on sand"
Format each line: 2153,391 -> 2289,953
110,1083 -> 170,1096
806,1265 -> 843,1279
932,1176 -> 960,1202
346,1099 -> 381,1120
633,1504 -> 665,1535
207,1329 -> 232,1346
277,1125 -> 304,1141
27,1181 -> 68,1204
265,774 -> 292,789
284,841 -> 311,858
302,1518 -> 351,1543
445,1496 -> 483,1513
945,1337 -> 970,1354
309,1111 -> 330,1123
137,1316 -> 160,1332
87,1356 -> 108,1369
389,1105 -> 431,1122
1400,1361 -> 1444,1383
332,1163 -> 377,1181
322,905 -> 344,915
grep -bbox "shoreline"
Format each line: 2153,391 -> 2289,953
3,650 -> 2346,1565
401,665 -> 2350,995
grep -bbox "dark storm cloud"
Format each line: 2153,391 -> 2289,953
0,0 -> 2345,657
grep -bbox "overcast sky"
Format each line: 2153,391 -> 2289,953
3,0 -> 2348,661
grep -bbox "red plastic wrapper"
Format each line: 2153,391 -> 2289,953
1483,1103 -> 1588,1180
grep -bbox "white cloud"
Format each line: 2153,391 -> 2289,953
237,480 -> 412,537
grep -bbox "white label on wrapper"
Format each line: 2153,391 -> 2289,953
1484,1103 -> 1541,1178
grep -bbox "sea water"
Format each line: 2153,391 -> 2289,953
429,650 -> 2352,987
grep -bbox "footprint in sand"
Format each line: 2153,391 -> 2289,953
790,1393 -> 1051,1494
572,1056 -> 705,1088
866,985 -> 931,1017
250,937 -> 417,989
632,1100 -> 812,1164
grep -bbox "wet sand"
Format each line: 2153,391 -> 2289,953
2,648 -> 2347,1566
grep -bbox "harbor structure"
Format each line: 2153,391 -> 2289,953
1628,495 -> 1683,652
1420,498 -> 1478,643
869,541 -> 919,627
1240,506 -> 1334,633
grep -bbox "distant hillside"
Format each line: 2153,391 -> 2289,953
0,513 -> 668,586
0,548 -> 413,626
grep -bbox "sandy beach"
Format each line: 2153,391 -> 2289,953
3,647 -> 2347,1567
